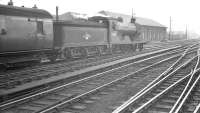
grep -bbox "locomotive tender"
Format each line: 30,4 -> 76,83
0,4 -> 142,68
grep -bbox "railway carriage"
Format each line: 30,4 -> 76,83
0,5 -> 54,68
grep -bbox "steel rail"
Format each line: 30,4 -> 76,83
134,47 -> 200,113
37,49 -> 187,113
173,69 -> 200,113
0,46 -> 186,109
112,54 -> 197,113
0,46 -> 186,89
132,71 -> 193,113
112,45 -> 196,113
167,48 -> 200,113
127,45 -> 199,113
193,102 -> 200,113
169,55 -> 200,113
0,45 -> 183,78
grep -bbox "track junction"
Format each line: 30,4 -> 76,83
1,40 -> 200,113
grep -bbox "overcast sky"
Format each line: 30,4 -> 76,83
1,0 -> 200,36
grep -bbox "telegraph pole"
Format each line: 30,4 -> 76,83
169,16 -> 172,40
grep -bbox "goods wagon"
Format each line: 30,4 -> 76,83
0,4 -> 54,67
54,20 -> 109,58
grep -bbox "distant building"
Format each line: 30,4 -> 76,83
99,11 -> 167,41
167,31 -> 187,40
58,12 -> 88,21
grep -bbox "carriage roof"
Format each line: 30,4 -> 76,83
0,4 -> 52,19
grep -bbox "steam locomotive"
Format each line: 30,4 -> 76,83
0,4 -> 143,69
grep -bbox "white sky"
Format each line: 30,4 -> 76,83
1,0 -> 200,36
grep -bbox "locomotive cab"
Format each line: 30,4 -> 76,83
90,15 -> 138,53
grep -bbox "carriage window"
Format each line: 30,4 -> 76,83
0,16 -> 5,29
37,21 -> 44,34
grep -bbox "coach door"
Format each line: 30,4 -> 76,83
36,20 -> 46,49
0,15 -> 6,52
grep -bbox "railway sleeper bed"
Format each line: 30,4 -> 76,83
0,46 -> 180,103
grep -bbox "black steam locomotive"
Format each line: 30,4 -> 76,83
0,4 -> 143,69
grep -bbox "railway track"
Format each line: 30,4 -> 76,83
112,50 -> 199,113
2,40 -> 174,73
0,46 -> 184,90
0,45 -> 197,113
167,68 -> 200,112
0,41 -> 195,94
4,47 -> 158,72
0,46 -> 187,101
131,57 -> 200,113
1,40 -> 195,88
170,70 -> 200,113
132,71 -> 192,113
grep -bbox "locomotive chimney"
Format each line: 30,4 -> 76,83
33,4 -> 37,8
130,8 -> 136,23
56,6 -> 59,21
131,17 -> 136,24
8,0 -> 13,6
